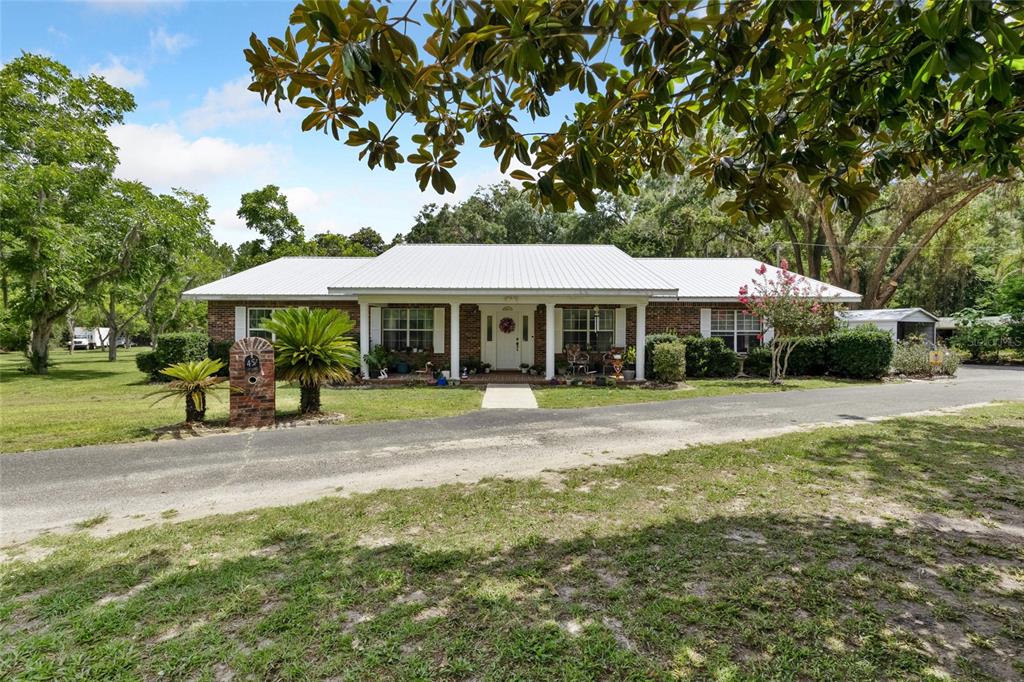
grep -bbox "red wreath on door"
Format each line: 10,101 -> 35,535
498,317 -> 516,334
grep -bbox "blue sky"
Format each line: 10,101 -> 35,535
2,0 -> 580,245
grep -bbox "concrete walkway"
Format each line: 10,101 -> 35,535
481,384 -> 539,409
1,366 -> 1020,544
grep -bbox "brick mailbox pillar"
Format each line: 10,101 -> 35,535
229,337 -> 276,428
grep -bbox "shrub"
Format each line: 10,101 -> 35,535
744,346 -> 772,376
938,347 -> 960,376
644,333 -> 679,377
891,340 -> 932,376
207,340 -> 232,376
148,358 -> 228,423
951,322 -> 1005,361
652,340 -> 687,382
138,332 -> 210,380
785,336 -> 831,375
135,351 -> 162,378
156,332 -> 209,365
684,336 -> 738,377
829,327 -> 893,379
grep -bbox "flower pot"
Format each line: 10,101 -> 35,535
595,376 -> 607,386
396,361 -> 410,374
623,369 -> 636,381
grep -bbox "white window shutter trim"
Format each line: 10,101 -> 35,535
614,307 -> 626,347
433,307 -> 445,353
699,308 -> 712,338
234,306 -> 247,340
554,308 -> 563,351
763,325 -> 775,343
369,307 -> 381,347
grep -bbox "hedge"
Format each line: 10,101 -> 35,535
643,333 -> 679,377
828,327 -> 894,379
138,332 -> 210,381
652,340 -> 687,382
684,336 -> 739,377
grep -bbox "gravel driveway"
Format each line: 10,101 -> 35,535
2,365 -> 1020,544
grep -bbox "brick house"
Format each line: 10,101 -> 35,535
185,244 -> 860,380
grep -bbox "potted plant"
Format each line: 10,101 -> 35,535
482,362 -> 491,374
520,362 -> 530,374
555,360 -> 569,376
623,346 -> 636,381
363,344 -> 392,379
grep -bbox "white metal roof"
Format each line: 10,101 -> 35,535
326,244 -> 677,295
640,258 -> 862,302
184,247 -> 863,301
839,307 -> 938,323
936,314 -> 1011,329
183,257 -> 368,300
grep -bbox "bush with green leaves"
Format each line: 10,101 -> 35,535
643,333 -> 679,378
148,358 -> 227,423
0,309 -> 30,354
263,308 -> 360,414
207,340 -> 232,376
829,327 -> 894,379
785,336 -> 831,376
951,321 -> 1006,361
137,332 -> 210,381
938,347 -> 960,376
891,340 -> 933,376
652,340 -> 687,382
744,346 -> 772,377
683,336 -> 739,378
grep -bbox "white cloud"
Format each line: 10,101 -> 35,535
282,186 -> 334,214
181,76 -> 284,133
90,55 -> 146,88
108,122 -> 280,187
149,26 -> 193,56
48,26 -> 70,42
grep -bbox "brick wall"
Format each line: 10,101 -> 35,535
207,300 -> 361,342
207,299 -> 746,371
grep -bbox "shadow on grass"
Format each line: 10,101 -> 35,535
800,415 -> 1024,523
3,511 -> 1021,681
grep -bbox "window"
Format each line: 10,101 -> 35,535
486,315 -> 493,342
710,309 -> 762,353
248,308 -> 279,340
382,308 -> 434,351
562,308 -> 615,350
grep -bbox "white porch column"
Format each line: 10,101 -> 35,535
545,302 -> 556,380
635,303 -> 647,381
450,303 -> 460,378
359,300 -> 370,378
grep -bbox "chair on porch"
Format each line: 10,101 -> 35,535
565,345 -> 591,376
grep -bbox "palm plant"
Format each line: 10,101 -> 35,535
263,308 -> 359,414
149,358 -> 227,423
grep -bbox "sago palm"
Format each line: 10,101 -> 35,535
263,308 -> 359,414
149,358 -> 227,423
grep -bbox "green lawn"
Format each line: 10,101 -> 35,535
534,376 -> 871,409
2,405 -> 1022,680
0,349 -> 482,453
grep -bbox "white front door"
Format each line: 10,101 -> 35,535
481,305 -> 534,370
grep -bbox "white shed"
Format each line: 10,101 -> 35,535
838,308 -> 938,344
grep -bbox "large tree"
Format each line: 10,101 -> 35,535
247,0 -> 1023,221
1,53 -> 135,372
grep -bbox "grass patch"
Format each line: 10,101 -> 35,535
0,349 -> 482,453
2,404 -> 1021,679
534,376 -> 872,409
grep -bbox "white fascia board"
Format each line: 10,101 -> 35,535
651,295 -> 863,303
329,287 -> 677,298
181,293 -> 358,301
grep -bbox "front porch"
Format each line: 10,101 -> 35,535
357,299 -> 651,382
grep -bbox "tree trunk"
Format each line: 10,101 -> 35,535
29,317 -> 53,374
299,383 -> 321,414
107,290 -> 119,362
185,393 -> 206,423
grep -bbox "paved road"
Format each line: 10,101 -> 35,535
2,366 -> 1020,544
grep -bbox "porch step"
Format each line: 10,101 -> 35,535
481,384 -> 539,409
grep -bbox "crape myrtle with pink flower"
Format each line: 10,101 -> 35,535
740,260 -> 840,384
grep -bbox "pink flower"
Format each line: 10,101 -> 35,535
738,285 -> 749,295
739,296 -> 749,304
756,333 -> 764,341
756,263 -> 767,275
779,257 -> 789,271
811,303 -> 821,313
